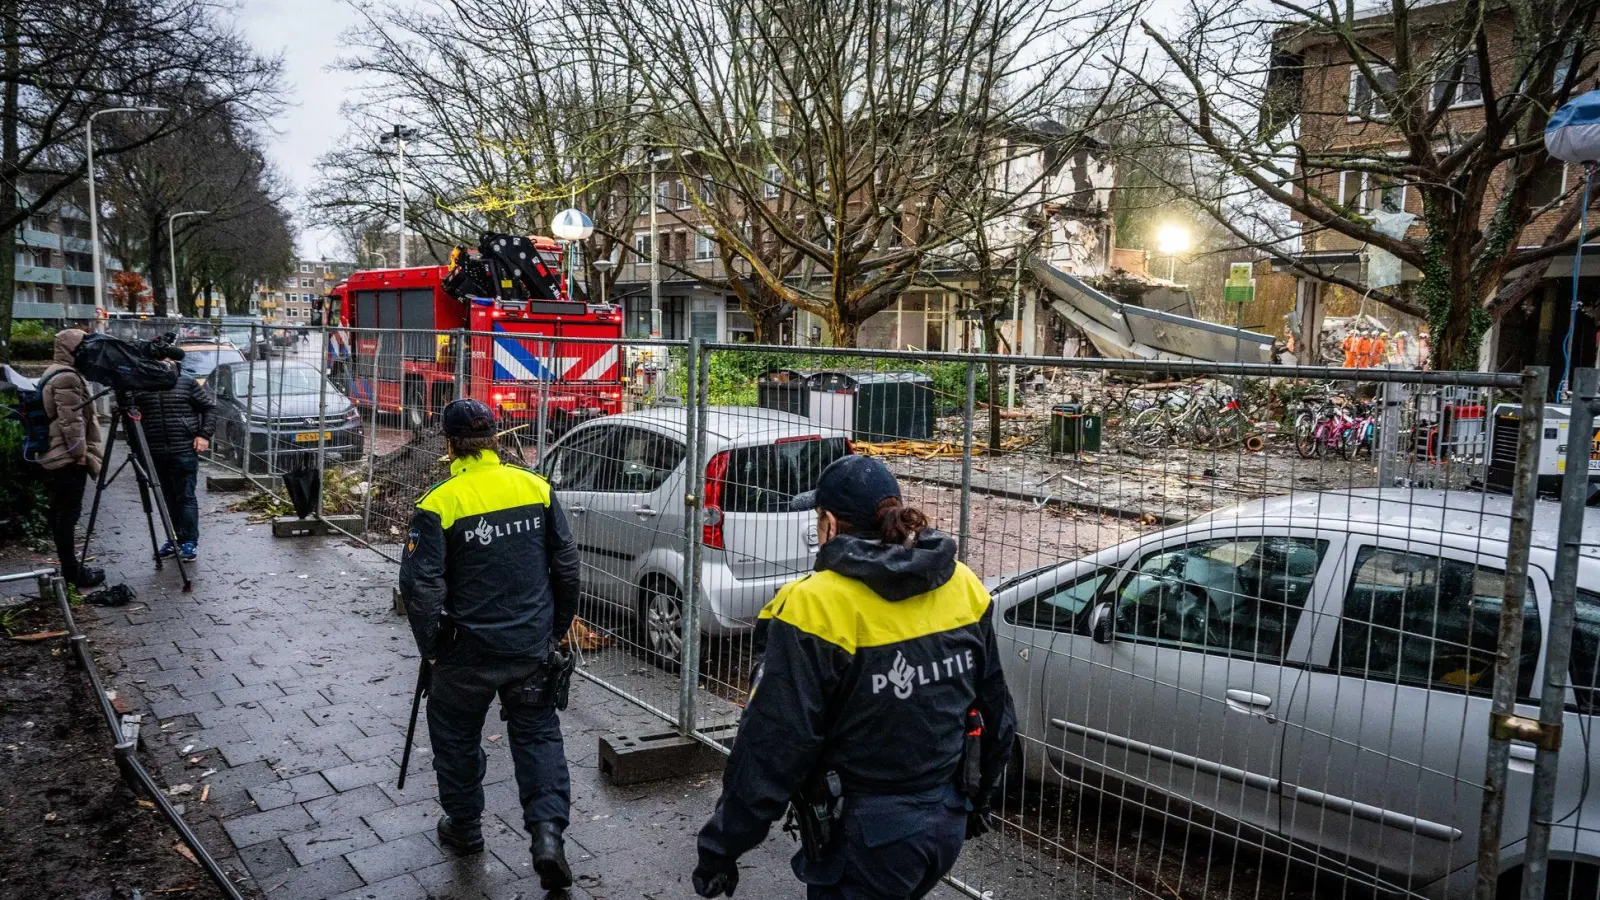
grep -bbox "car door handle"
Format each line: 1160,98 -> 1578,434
1224,690 -> 1274,718
567,504 -> 586,514
631,505 -> 659,518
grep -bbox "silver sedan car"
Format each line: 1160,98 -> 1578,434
992,489 -> 1600,898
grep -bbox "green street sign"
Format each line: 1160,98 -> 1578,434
1224,284 -> 1255,304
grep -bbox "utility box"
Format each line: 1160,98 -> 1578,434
759,370 -> 935,440
757,369 -> 811,417
1050,404 -> 1102,454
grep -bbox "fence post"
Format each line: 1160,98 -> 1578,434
958,360 -> 976,563
1376,379 -> 1407,488
1474,365 -> 1549,900
1519,366 -> 1596,900
454,327 -> 467,401
315,321 -> 330,519
678,339 -> 706,734
243,324 -> 257,478
361,331 -> 381,532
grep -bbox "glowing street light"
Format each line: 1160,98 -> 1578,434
1155,222 -> 1191,280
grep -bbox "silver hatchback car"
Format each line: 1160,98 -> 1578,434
993,489 -> 1600,898
539,406 -> 850,664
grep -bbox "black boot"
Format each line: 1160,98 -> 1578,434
74,566 -> 105,589
529,821 -> 573,890
437,816 -> 484,854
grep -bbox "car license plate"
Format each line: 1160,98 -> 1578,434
501,402 -> 527,411
294,431 -> 333,443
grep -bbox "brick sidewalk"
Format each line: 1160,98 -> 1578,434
83,460 -> 940,900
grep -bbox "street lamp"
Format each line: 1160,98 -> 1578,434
593,257 -> 615,309
86,106 -> 167,317
1155,222 -> 1191,281
646,147 -> 671,339
551,208 -> 595,301
379,125 -> 420,267
168,210 -> 210,317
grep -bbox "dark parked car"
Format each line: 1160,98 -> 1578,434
212,360 -> 364,470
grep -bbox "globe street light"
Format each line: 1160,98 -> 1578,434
169,210 -> 211,317
1155,222 -> 1191,281
551,208 -> 595,301
379,125 -> 420,267
87,106 -> 167,317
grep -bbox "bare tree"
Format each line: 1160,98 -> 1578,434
583,0 -> 1134,345
309,0 -> 645,301
99,105 -> 292,316
0,0 -> 282,354
1132,0 -> 1598,368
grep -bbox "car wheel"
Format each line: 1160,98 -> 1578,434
637,578 -> 685,672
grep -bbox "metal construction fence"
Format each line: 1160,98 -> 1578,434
93,317 -> 1600,900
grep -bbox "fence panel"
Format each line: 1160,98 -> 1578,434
123,309 -> 1572,900
681,344 -> 1543,900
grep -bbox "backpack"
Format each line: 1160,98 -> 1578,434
16,369 -> 68,462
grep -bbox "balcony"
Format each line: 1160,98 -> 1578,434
61,235 -> 94,254
20,228 -> 60,250
62,269 -> 96,287
16,265 -> 63,285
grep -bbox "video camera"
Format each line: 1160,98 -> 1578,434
73,332 -> 184,394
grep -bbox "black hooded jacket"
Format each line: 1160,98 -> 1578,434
131,375 -> 216,457
697,528 -> 1017,864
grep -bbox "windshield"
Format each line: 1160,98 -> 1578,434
180,347 -> 245,379
234,365 -> 333,397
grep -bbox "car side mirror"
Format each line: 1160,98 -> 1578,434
1089,601 -> 1114,645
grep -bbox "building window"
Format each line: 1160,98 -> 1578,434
634,232 -> 652,260
764,164 -> 781,200
300,262 -> 311,273
657,179 -> 672,209
1339,170 -> 1407,215
675,179 -> 690,209
1349,66 -> 1397,120
695,230 -> 715,260
1433,54 -> 1483,108
1528,159 -> 1569,208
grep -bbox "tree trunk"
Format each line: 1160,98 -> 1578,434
0,0 -> 19,363
829,315 -> 860,347
201,281 -> 214,319
147,219 -> 168,317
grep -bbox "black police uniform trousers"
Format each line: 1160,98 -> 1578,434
792,783 -> 969,900
427,651 -> 570,830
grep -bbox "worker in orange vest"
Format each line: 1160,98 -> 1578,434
1373,332 -> 1389,368
1342,331 -> 1357,367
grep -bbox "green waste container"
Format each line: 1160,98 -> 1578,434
1050,404 -> 1102,454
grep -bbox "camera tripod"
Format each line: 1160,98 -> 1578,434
80,389 -> 192,593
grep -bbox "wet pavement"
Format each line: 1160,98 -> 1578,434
79,454 -> 983,900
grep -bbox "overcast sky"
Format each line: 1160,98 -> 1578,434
237,0 -> 369,261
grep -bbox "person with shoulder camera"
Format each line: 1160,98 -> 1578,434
131,359 -> 215,562
37,325 -> 104,588
693,455 -> 1017,900
398,398 -> 583,889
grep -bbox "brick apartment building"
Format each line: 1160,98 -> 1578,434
1274,7 -> 1598,370
257,259 -> 355,324
13,188 -> 120,321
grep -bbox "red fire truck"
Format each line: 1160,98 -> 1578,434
332,233 -> 624,431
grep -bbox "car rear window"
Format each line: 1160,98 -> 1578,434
722,438 -> 850,513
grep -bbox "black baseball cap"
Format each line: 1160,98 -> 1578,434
790,454 -> 901,528
441,398 -> 496,438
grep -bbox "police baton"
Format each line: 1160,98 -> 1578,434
398,658 -> 432,790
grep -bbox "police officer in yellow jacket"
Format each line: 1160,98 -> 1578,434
399,399 -> 582,889
693,455 -> 1017,900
